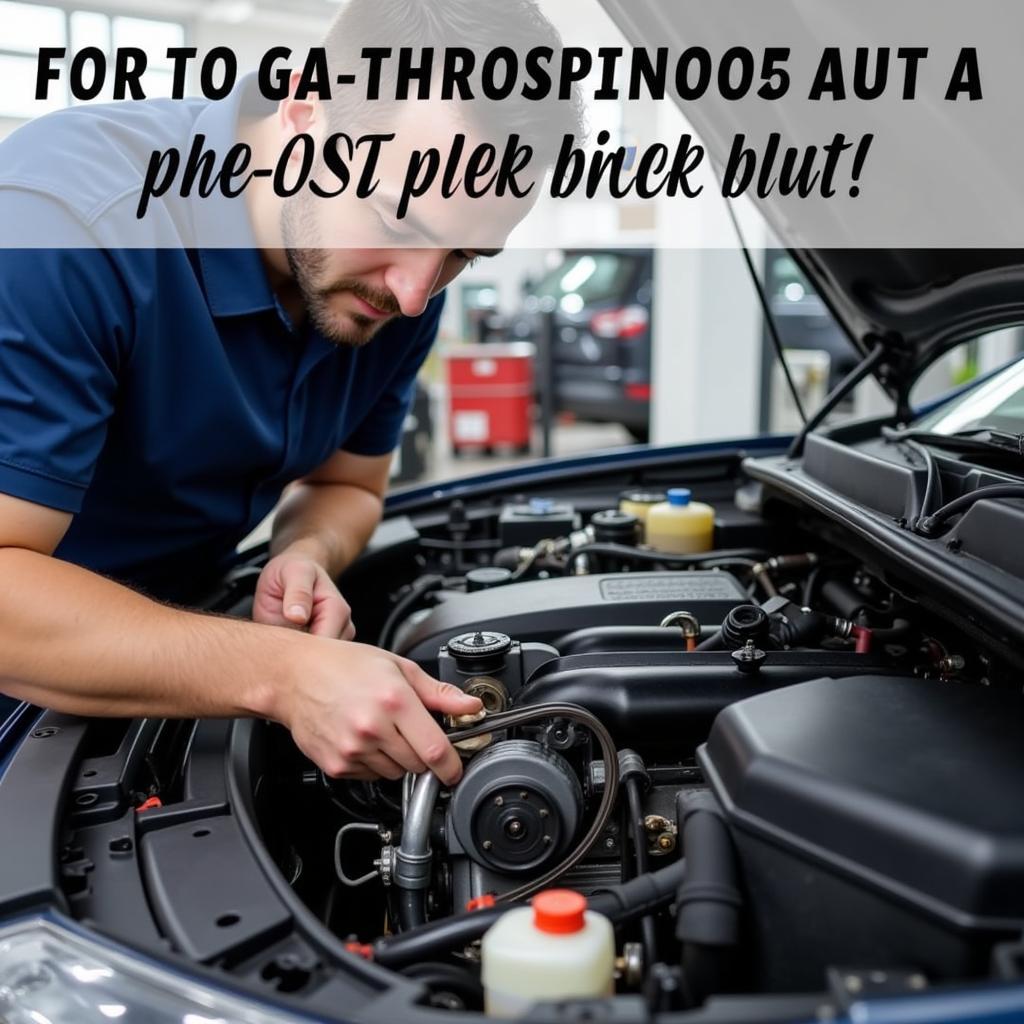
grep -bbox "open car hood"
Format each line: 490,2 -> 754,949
597,0 -> 1024,400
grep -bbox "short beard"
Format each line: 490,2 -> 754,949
281,196 -> 400,348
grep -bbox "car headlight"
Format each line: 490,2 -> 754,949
0,918 -> 305,1024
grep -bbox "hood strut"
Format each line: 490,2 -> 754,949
788,342 -> 889,459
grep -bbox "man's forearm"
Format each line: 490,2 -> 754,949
270,482 -> 384,577
0,547 -> 294,720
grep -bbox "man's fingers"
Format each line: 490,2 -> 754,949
309,600 -> 353,640
395,701 -> 464,786
402,666 -> 483,717
305,570 -> 354,640
282,561 -> 318,624
382,727 -> 428,775
355,751 -> 407,782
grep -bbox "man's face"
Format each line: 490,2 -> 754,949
279,238 -> 480,348
278,99 -> 527,347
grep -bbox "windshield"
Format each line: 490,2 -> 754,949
916,359 -> 1024,435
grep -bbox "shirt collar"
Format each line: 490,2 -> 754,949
192,74 -> 279,318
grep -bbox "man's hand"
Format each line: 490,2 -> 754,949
254,551 -> 355,640
276,639 -> 483,784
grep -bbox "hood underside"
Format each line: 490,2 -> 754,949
596,0 -> 1024,396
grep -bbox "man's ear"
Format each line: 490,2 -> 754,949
278,70 -> 323,140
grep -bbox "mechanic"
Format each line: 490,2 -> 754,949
0,0 -> 578,784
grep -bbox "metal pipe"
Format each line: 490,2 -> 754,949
394,772 -> 442,930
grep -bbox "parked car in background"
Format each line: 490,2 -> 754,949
508,248 -> 654,442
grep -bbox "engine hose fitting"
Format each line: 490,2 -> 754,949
769,553 -> 820,573
617,748 -> 650,790
750,563 -> 779,599
763,596 -> 865,650
752,553 -> 820,599
395,772 -> 443,929
660,611 -> 701,652
851,625 -> 874,654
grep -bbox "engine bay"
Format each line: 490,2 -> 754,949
245,458 -> 1024,1017
27,444 -> 1024,1023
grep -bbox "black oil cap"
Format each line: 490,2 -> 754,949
466,567 -> 513,593
591,509 -> 640,546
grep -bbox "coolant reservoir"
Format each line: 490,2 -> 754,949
481,890 -> 615,1017
646,488 -> 715,554
618,490 -> 666,541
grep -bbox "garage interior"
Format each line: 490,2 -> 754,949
2,0 -> 1021,493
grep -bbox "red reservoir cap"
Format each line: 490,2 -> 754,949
532,889 -> 586,934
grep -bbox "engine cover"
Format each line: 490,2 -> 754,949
701,675 -> 1024,989
396,571 -> 747,664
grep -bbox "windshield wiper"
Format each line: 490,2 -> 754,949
885,426 -> 1024,460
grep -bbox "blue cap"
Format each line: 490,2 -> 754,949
667,488 -> 692,507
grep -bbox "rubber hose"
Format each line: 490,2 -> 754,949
373,857 -> 687,970
695,631 -> 726,651
820,579 -> 873,622
398,889 -> 427,932
572,544 -> 769,569
917,485 -> 1024,536
625,776 -> 658,963
675,790 -> 742,1006
379,575 -> 444,652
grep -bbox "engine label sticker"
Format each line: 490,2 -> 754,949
599,575 -> 743,602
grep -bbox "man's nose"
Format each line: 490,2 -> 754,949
383,251 -> 447,317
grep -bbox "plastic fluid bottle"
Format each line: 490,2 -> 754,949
481,890 -> 615,1017
645,488 -> 715,554
618,490 -> 666,542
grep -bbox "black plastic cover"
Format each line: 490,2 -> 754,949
700,676 -> 1024,929
802,435 -> 919,519
397,571 -> 747,664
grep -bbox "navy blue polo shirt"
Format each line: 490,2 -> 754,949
0,81 -> 443,601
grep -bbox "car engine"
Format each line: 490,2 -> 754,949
247,478 -> 1024,1015
31,448 -> 1024,1022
